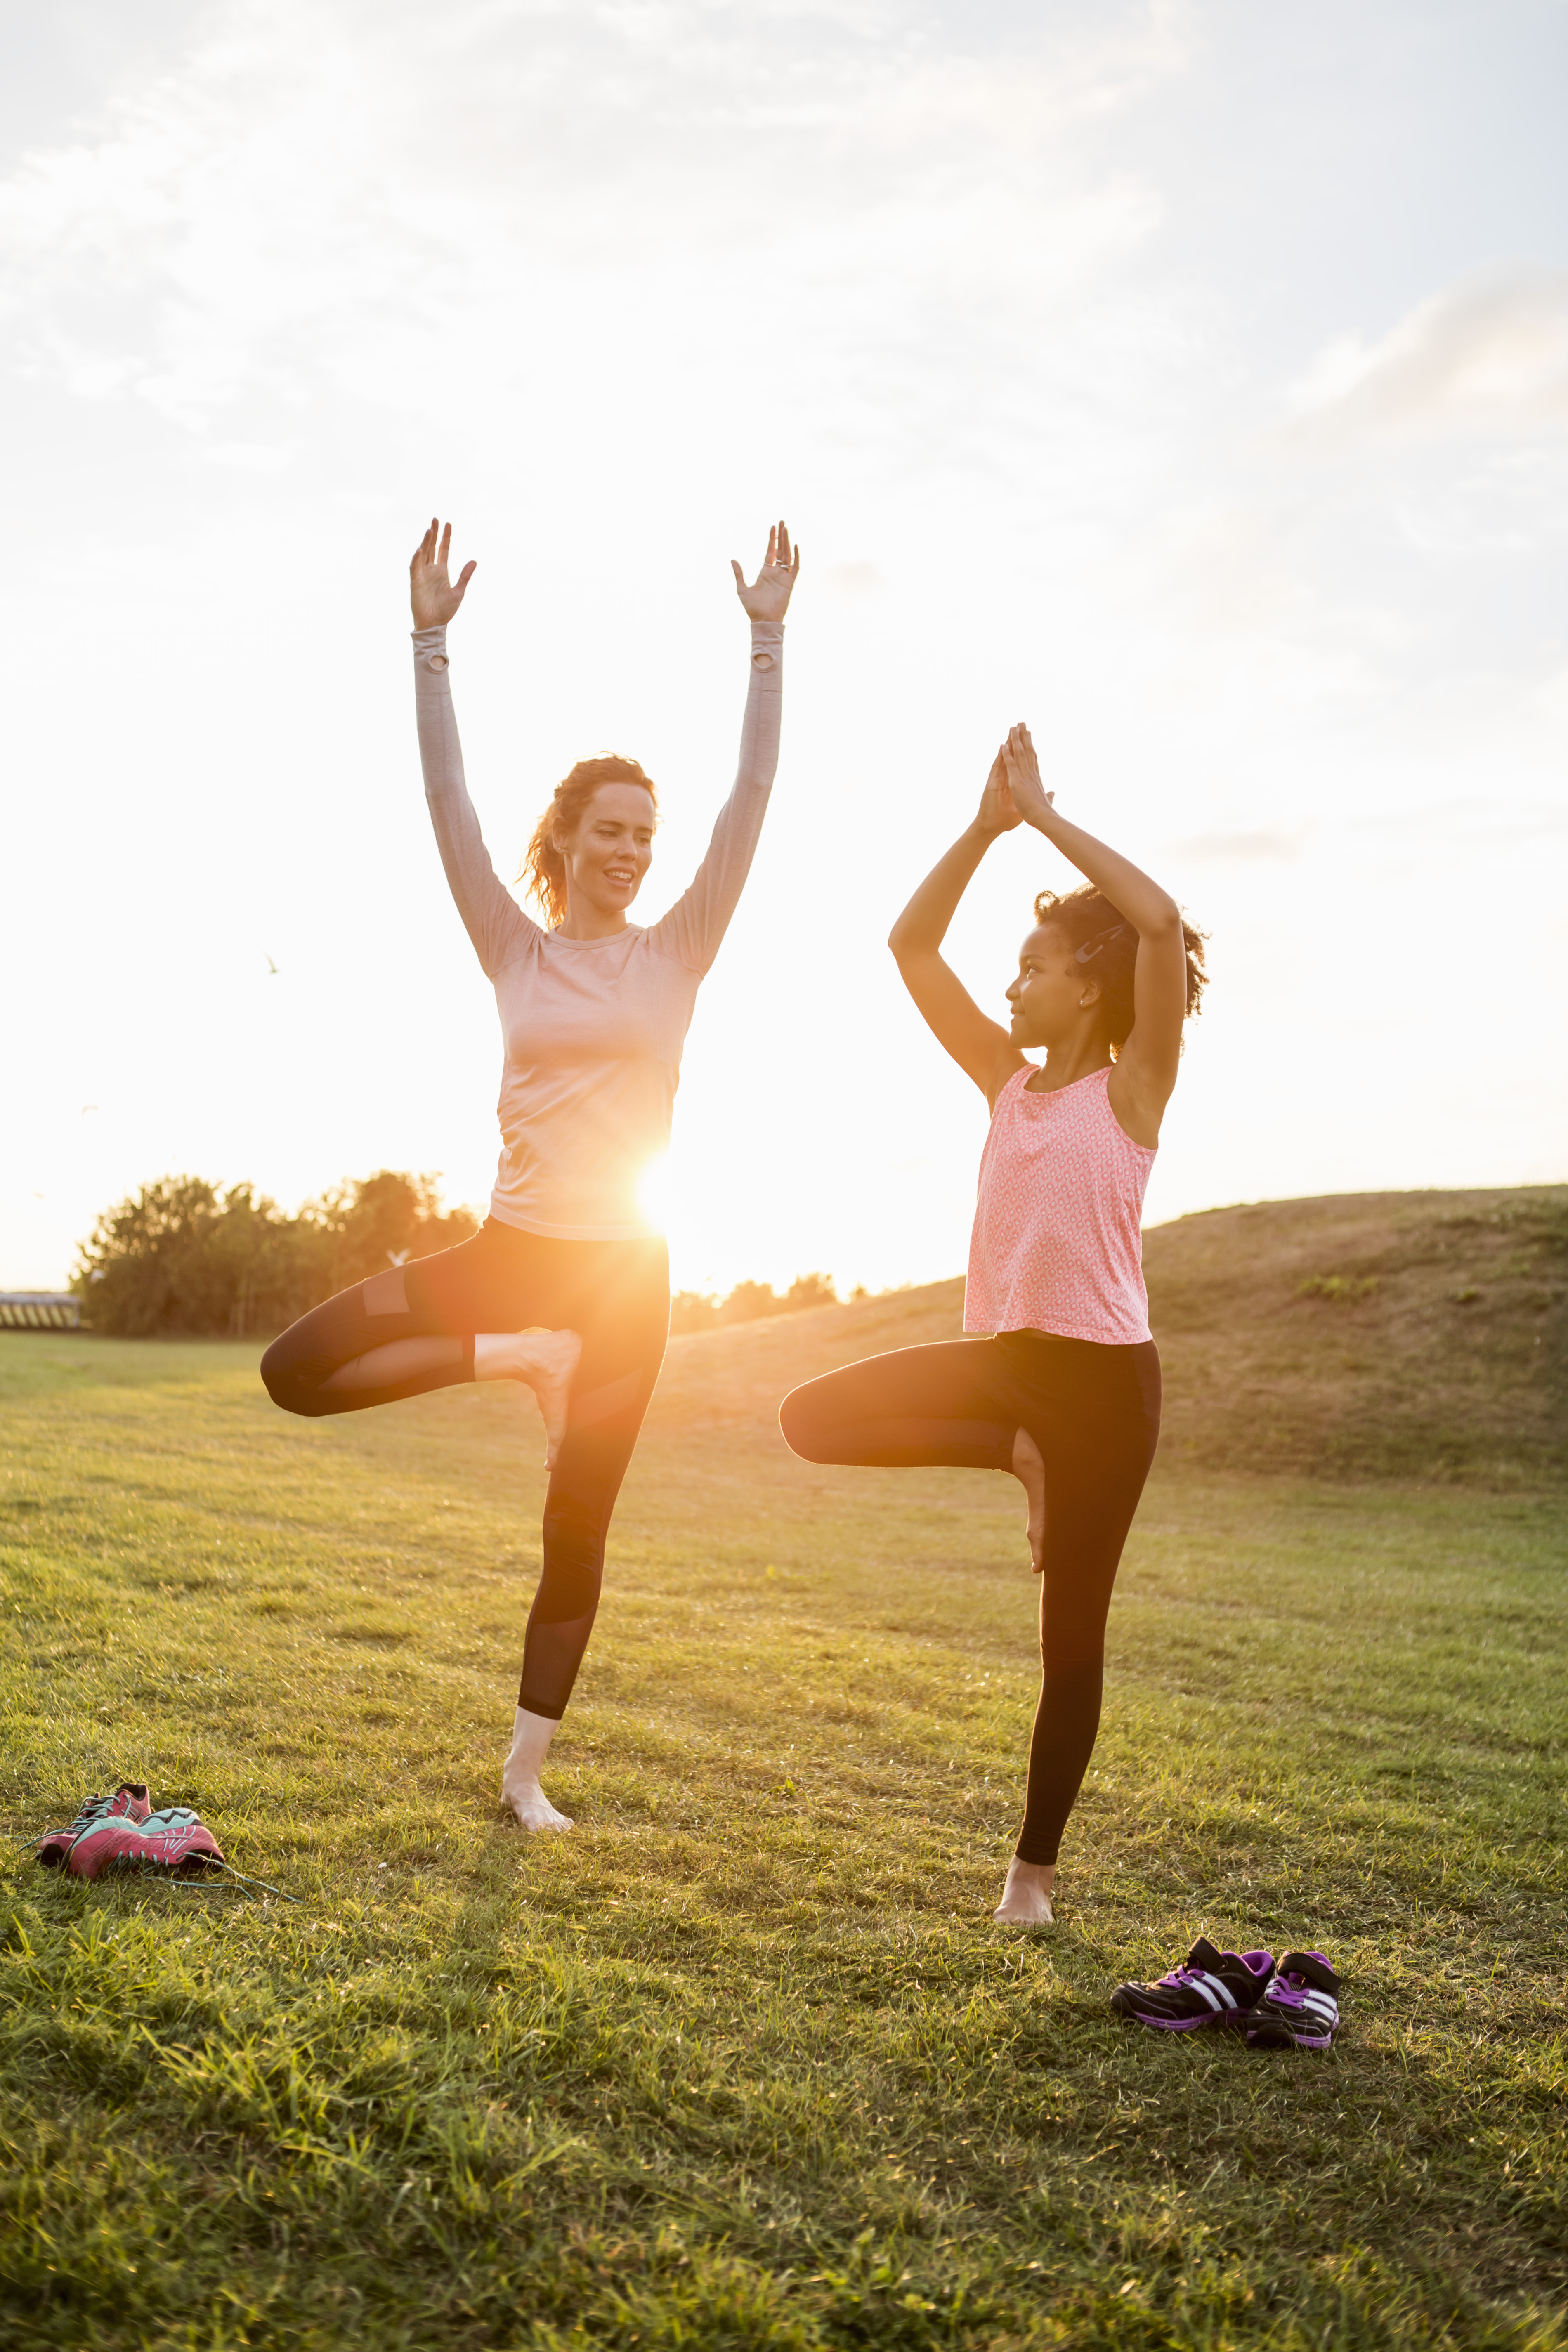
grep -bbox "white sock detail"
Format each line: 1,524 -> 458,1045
501,1704 -> 574,1833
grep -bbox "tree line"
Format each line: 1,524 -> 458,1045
73,1173 -> 850,1341
74,1172 -> 480,1338
668,1271 -> 845,1336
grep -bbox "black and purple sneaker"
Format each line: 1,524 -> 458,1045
1246,1951 -> 1341,2050
1110,1936 -> 1274,2032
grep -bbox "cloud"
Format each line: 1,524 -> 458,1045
1170,827 -> 1306,863
1358,796 -> 1568,846
820,560 -> 882,595
201,439 -> 294,470
1284,274 -> 1568,446
0,0 -> 1186,450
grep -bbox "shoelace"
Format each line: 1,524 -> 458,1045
26,1795 -> 121,1849
1270,1973 -> 1335,2012
165,1862 -> 301,1903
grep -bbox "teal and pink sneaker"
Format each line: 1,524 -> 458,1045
1110,1936 -> 1274,2031
36,1783 -> 151,1869
1246,1951 -> 1341,2050
65,1803 -> 225,1880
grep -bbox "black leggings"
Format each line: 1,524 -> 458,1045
260,1219 -> 669,1721
779,1331 -> 1160,1866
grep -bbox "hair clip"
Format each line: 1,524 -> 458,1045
1074,922 -> 1130,966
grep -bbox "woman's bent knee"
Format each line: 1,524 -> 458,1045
260,1334 -> 324,1417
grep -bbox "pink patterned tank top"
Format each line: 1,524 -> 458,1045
964,1063 -> 1155,1345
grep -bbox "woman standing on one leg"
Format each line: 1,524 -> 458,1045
779,725 -> 1205,1924
263,516 -> 799,1830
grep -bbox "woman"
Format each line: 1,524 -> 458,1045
263,515 -> 799,1832
779,725 -> 1205,1924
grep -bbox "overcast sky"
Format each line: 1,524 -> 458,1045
4,0 -> 1566,1299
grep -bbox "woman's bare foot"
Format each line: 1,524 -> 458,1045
993,1856 -> 1054,1925
503,1777 -> 574,1833
475,1329 -> 583,1467
1012,1427 -> 1046,1573
501,1705 -> 575,1834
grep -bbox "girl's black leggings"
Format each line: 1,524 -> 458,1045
260,1218 -> 668,1722
779,1331 -> 1160,1867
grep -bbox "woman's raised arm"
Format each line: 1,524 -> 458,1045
652,523 -> 799,973
887,750 -> 1028,1106
410,518 -> 533,979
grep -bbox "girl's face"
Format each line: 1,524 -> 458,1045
558,784 -> 656,918
1004,924 -> 1100,1050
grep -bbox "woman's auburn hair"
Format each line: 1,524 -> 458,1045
520,756 -> 658,929
1032,881 -> 1209,1052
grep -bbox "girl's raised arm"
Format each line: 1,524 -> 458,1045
998,723 -> 1189,1136
888,750 -> 1028,1108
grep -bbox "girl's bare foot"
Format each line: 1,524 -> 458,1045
501,1705 -> 574,1833
1012,1427 -> 1046,1572
993,1856 -> 1054,1925
475,1329 -> 583,1467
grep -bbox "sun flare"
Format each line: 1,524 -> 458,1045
637,1152 -> 673,1233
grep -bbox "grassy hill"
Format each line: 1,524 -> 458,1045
649,1184 -> 1566,1487
1,1185 -> 1564,2349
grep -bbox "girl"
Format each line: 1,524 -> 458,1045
779,725 -> 1204,1923
263,517 -> 799,1832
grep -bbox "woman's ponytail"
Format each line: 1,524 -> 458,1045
520,755 -> 658,929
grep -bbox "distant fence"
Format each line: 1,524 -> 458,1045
0,1294 -> 85,1332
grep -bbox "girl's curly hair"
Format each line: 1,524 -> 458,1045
520,755 -> 658,929
1032,883 -> 1208,1053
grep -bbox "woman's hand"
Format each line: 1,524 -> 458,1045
999,722 -> 1057,831
975,744 -> 1024,839
731,520 -> 800,623
410,518 -> 477,631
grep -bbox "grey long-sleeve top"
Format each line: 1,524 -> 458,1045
413,617 -> 784,1241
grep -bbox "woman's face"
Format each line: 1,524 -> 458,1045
558,784 -> 656,918
1004,923 -> 1100,1049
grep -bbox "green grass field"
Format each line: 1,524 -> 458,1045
2,1198 -> 1565,2349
